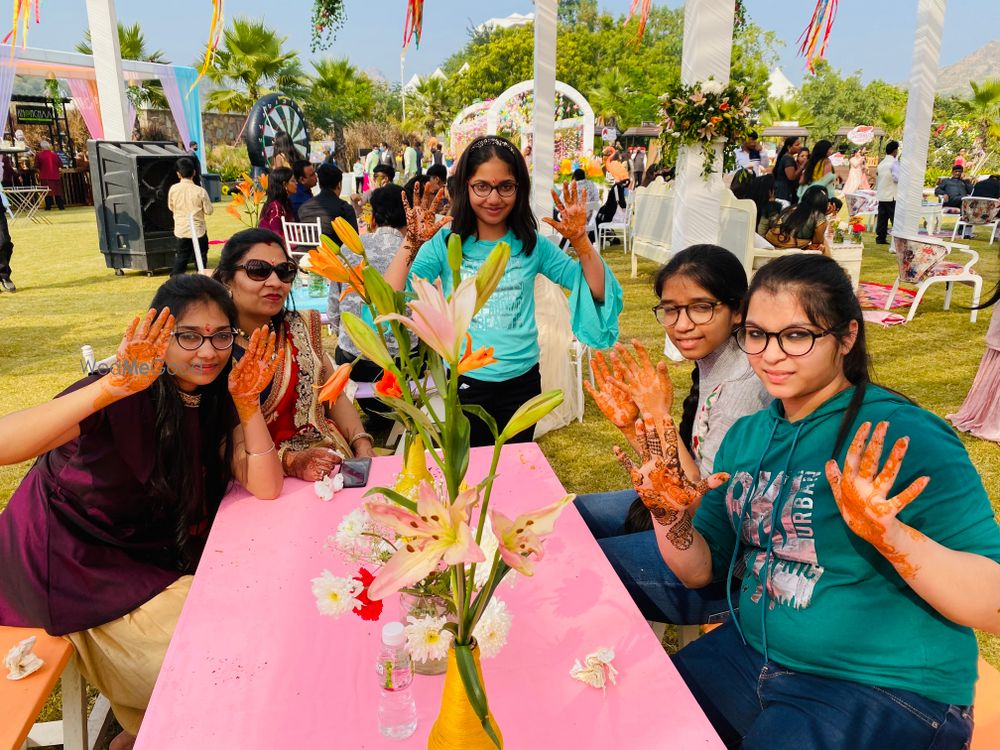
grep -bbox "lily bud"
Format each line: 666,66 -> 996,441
363,266 -> 398,317
474,241 -> 510,314
333,217 -> 366,257
447,232 -> 464,283
499,390 -> 563,442
341,312 -> 394,371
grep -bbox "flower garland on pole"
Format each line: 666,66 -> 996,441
658,76 -> 752,180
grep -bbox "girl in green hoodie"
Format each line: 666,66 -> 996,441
616,253 -> 1000,749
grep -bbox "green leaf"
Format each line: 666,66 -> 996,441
461,405 -> 499,442
363,486 -> 417,512
377,393 -> 442,446
455,644 -> 502,749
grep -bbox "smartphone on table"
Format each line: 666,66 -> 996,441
341,457 -> 373,488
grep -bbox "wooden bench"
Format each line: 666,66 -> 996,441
0,626 -> 112,750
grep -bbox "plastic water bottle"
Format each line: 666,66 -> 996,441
81,345 -> 96,374
376,622 -> 417,739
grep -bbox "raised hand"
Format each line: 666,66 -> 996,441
585,350 -> 637,432
541,181 -> 593,256
104,307 -> 175,398
613,414 -> 728,550
229,327 -> 284,422
825,421 -> 929,576
401,182 -> 451,261
609,340 -> 673,424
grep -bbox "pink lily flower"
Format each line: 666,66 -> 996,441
376,276 -> 477,363
489,495 -> 573,576
365,481 -> 485,600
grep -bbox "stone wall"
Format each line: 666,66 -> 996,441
136,109 -> 247,148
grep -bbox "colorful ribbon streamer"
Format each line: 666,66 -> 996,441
191,0 -> 224,92
4,0 -> 39,51
796,0 -> 839,73
626,0 -> 651,45
402,0 -> 424,49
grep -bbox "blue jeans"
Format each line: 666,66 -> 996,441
672,621 -> 974,749
574,490 -> 734,625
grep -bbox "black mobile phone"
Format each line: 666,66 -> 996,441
341,457 -> 373,488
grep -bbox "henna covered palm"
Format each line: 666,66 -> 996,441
229,327 -> 284,422
541,180 -> 595,258
585,350 -> 637,431
106,308 -> 175,396
401,182 -> 451,261
609,339 -> 673,425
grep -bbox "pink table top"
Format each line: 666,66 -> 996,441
136,443 -> 723,749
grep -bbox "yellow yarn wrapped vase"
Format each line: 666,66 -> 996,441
427,644 -> 503,749
394,436 -> 434,500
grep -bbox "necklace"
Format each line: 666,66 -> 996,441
178,391 -> 202,408
236,320 -> 277,340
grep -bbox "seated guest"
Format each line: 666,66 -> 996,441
290,160 -> 317,216
935,165 -> 972,208
215,229 -> 375,483
351,163 -> 395,218
971,173 -> 1000,200
758,184 -> 831,254
329,185 -> 410,432
0,275 -> 283,750
734,130 -> 769,174
425,163 -> 449,211
298,162 -> 359,239
257,167 -> 297,240
748,173 -> 782,234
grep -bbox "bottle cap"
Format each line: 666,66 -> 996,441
382,621 -> 405,647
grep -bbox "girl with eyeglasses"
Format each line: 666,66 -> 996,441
214,228 -> 375,484
384,134 -> 622,446
0,275 -> 282,749
576,244 -> 770,626
623,253 -> 998,749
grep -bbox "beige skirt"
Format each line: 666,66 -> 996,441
64,576 -> 192,735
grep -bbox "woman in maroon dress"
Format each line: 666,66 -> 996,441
257,166 -> 297,239
0,275 -> 283,750
34,140 -> 64,210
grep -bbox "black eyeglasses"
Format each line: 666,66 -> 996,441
236,259 -> 298,283
652,301 -> 725,327
172,329 -> 237,351
735,325 -> 838,357
469,181 -> 517,198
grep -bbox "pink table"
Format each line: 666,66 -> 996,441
136,443 -> 723,749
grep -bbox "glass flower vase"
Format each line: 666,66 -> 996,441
400,592 -> 450,675
427,643 -> 503,750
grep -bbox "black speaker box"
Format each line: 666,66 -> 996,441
88,139 -> 189,273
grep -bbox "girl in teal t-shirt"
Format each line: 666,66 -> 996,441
385,134 -> 622,446
614,253 -> 999,748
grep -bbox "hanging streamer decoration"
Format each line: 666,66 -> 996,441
190,0 -> 224,92
402,0 -> 425,49
311,0 -> 347,52
626,0 -> 651,45
796,0 -> 839,73
4,0 -> 39,51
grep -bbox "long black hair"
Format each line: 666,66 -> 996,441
212,227 -> 294,329
776,184 -> 829,239
262,166 -> 293,220
746,253 -> 879,457
747,173 -> 780,226
272,130 -> 301,166
625,245 -> 748,533
147,275 -> 238,570
775,136 -> 800,167
803,139 -> 832,184
448,135 -> 538,255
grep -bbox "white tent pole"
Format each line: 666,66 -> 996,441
894,0 -> 946,237
84,0 -> 130,140
670,0 -> 736,251
531,0 -> 557,222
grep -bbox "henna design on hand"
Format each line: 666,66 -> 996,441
229,327 -> 284,422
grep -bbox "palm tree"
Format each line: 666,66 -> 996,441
759,98 -> 816,130
76,21 -> 168,109
306,58 -> 375,131
877,107 -> 905,139
957,78 -> 1000,155
587,68 -> 632,130
203,17 -> 306,113
411,76 -> 453,133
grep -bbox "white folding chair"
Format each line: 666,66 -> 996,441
568,339 -> 595,423
597,198 -> 633,253
281,217 -> 324,263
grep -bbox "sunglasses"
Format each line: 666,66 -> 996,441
236,259 -> 298,283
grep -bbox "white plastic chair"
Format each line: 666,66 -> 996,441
598,198 -> 632,253
951,196 -> 1000,245
844,190 -> 878,232
887,232 -> 983,323
568,339 -> 595,423
280,217 -> 324,262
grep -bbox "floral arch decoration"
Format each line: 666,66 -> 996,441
448,100 -> 493,159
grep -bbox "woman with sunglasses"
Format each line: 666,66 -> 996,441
214,228 -> 375,483
578,245 -> 770,626
618,254 -> 999,749
0,275 -> 282,750
385,134 -> 622,446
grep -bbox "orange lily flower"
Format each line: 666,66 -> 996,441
306,245 -> 367,300
457,333 -> 496,374
316,364 -> 351,407
374,369 -> 403,398
258,174 -> 269,191
230,192 -> 246,206
226,204 -> 241,219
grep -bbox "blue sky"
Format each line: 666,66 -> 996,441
27,1 -> 999,86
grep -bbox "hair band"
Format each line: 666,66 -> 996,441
471,137 -> 518,155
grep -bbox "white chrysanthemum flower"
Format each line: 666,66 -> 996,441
701,78 -> 724,95
473,598 -> 513,659
335,508 -> 368,550
405,615 -> 453,663
314,473 -> 344,501
310,570 -> 362,616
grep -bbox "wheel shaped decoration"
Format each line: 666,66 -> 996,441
244,93 -> 311,169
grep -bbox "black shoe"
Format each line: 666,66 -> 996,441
875,239 -> 889,245
1,277 -> 15,292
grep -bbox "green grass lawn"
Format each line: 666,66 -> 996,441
0,203 -> 997,707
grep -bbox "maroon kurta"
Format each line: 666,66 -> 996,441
0,376 -> 213,635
